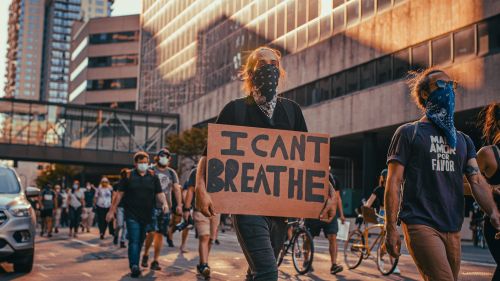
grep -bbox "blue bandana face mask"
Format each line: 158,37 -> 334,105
424,80 -> 457,148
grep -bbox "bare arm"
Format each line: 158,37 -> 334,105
384,161 -> 405,258
184,186 -> 194,209
364,193 -> 377,208
336,190 -> 344,218
173,183 -> 183,212
195,156 -> 215,217
109,191 -> 124,214
156,192 -> 168,207
465,158 -> 500,221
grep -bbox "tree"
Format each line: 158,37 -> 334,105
35,164 -> 82,188
166,127 -> 207,162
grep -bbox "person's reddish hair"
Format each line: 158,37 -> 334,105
479,102 -> 500,145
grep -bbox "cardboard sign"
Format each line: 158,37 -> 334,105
206,123 -> 330,218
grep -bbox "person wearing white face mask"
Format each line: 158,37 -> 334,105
141,148 -> 183,271
106,151 -> 167,278
95,177 -> 114,240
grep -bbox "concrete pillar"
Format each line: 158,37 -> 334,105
362,132 -> 377,199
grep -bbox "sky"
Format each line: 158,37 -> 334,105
0,0 -> 141,97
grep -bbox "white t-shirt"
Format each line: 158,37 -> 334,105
95,186 -> 113,208
69,189 -> 84,208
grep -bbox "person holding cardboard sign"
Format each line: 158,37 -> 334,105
195,47 -> 336,281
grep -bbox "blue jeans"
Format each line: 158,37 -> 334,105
126,217 -> 147,269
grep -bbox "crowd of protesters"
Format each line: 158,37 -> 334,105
32,46 -> 500,281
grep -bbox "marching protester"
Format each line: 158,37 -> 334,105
106,151 -> 168,278
95,176 -> 114,239
82,182 -> 95,233
384,68 -> 500,281
113,169 -> 128,248
179,176 -> 194,253
477,102 -> 500,281
69,180 -> 85,238
53,184 -> 63,234
305,169 -> 344,275
194,46 -> 336,280
141,148 -> 183,271
184,166 -> 219,278
39,184 -> 57,238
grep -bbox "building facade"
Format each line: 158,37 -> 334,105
69,14 -> 140,109
139,0 -> 500,201
41,0 -> 114,103
4,0 -> 46,100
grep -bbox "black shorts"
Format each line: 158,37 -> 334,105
41,209 -> 53,218
305,217 -> 339,238
146,208 -> 170,236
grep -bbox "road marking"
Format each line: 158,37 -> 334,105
71,238 -> 99,248
82,272 -> 92,277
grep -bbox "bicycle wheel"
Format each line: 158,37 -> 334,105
344,230 -> 364,269
376,232 -> 399,275
291,228 -> 314,274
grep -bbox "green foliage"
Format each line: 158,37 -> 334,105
166,127 -> 207,161
35,164 -> 82,188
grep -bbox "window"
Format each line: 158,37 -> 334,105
331,72 -> 346,98
268,11 -> 275,39
89,31 -> 138,44
346,0 -> 359,26
283,89 -> 296,101
393,49 -> 409,79
295,87 -> 306,106
87,78 -> 137,91
333,0 -> 344,9
286,32 -> 296,53
276,6 -> 285,38
377,0 -> 392,11
309,0 -> 319,21
376,55 -> 392,84
297,27 -> 307,51
320,15 -> 332,40
333,6 -> 345,33
432,35 -> 451,65
308,20 -> 319,46
453,27 -> 475,59
297,0 -> 307,27
286,1 -> 296,33
478,17 -> 500,55
361,0 -> 374,19
411,42 -> 429,70
346,68 -> 359,93
306,83 -> 319,106
360,61 -> 375,89
319,77 -> 331,101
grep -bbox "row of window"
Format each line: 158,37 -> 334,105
281,16 -> 500,107
88,54 -> 139,68
86,78 -> 137,91
89,31 -> 139,45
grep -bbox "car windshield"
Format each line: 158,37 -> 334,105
0,168 -> 21,194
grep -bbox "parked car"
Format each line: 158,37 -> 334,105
0,166 -> 38,273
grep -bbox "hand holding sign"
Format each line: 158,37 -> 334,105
207,124 -> 330,218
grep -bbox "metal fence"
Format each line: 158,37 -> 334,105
0,98 -> 179,154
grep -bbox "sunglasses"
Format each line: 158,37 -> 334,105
434,80 -> 458,90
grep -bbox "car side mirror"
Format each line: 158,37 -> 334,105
25,186 -> 40,198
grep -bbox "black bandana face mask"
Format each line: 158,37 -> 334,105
252,64 -> 280,102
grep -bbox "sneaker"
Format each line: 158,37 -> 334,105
141,255 -> 149,268
100,234 -> 105,240
330,264 -> 343,275
120,241 -> 126,248
48,233 -> 53,238
131,265 -> 141,278
214,239 -> 220,245
113,235 -> 118,245
86,228 -> 90,233
197,263 -> 210,279
55,227 -> 59,234
393,266 -> 401,274
150,260 -> 161,271
167,238 -> 174,247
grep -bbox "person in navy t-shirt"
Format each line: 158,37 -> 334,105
385,68 -> 500,281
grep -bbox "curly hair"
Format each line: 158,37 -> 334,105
479,102 -> 500,145
240,46 -> 286,96
406,67 -> 444,111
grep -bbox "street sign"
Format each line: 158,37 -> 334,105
206,123 -> 330,218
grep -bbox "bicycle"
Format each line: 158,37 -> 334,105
344,206 -> 399,275
277,219 -> 314,275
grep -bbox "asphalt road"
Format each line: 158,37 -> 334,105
0,227 -> 496,281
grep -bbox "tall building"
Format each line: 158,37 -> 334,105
4,0 -> 46,100
139,0 -> 500,203
40,0 -> 114,103
69,15 -> 140,109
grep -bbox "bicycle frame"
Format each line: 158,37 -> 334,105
361,224 -> 385,257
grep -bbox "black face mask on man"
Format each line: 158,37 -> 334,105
252,64 -> 280,102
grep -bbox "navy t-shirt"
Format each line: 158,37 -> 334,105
387,122 -> 476,232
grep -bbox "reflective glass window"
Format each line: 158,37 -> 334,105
346,68 -> 359,93
331,72 -> 346,98
411,42 -> 429,70
360,61 -> 375,89
320,14 -> 332,40
308,20 -> 319,46
346,0 -> 359,26
453,26 -> 475,59
297,0 -> 307,27
333,6 -> 345,33
333,0 -> 345,9
393,49 -> 410,79
377,0 -> 392,11
87,78 -> 137,91
376,55 -> 392,84
276,7 -> 285,37
432,35 -> 451,65
361,0 -> 374,19
286,1 -> 296,33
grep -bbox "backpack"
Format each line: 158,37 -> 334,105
234,97 -> 296,129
